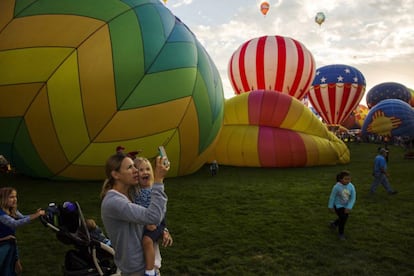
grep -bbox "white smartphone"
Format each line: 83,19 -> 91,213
158,146 -> 170,166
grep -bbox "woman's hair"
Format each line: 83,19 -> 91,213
336,170 -> 351,182
0,187 -> 17,217
100,151 -> 128,200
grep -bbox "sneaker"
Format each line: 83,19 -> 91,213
338,234 -> 346,240
388,190 -> 398,195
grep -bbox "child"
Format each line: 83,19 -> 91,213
133,157 -> 169,276
209,160 -> 219,176
0,187 -> 45,275
328,170 -> 356,240
85,218 -> 111,246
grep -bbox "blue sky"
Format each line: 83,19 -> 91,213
164,0 -> 414,103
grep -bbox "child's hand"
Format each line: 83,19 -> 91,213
146,224 -> 157,231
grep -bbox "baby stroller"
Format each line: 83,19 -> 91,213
40,201 -> 118,276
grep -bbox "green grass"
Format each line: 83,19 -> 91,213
1,143 -> 413,275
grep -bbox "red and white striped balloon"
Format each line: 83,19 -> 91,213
228,35 -> 315,100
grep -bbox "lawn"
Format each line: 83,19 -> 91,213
1,142 -> 413,275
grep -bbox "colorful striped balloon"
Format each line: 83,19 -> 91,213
308,64 -> 366,126
228,35 -> 316,100
210,91 -> 350,167
0,0 -> 224,180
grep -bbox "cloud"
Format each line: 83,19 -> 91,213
168,0 -> 414,99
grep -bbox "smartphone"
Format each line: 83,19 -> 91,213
158,146 -> 170,166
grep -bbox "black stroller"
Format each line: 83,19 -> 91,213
40,201 -> 118,276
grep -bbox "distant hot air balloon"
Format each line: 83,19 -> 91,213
409,88 -> 414,107
260,2 -> 270,16
228,35 -> 315,100
366,82 -> 411,109
361,99 -> 414,137
163,0 -> 167,3
315,12 -> 325,26
341,104 -> 369,129
308,64 -> 366,126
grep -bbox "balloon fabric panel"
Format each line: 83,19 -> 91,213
78,25 -> 116,139
25,87 -> 69,174
248,91 -> 291,126
0,84 -> 42,117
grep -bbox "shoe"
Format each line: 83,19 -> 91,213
388,190 -> 398,195
338,234 -> 346,240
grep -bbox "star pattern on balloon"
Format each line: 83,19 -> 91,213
315,66 -> 364,85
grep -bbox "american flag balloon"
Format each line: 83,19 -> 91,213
228,35 -> 315,100
308,64 -> 366,126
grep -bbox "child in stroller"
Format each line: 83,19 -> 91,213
40,201 -> 118,276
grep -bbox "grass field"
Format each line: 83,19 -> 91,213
1,142 -> 413,275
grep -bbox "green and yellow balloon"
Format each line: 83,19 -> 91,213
0,0 -> 224,180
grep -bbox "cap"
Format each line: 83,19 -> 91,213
379,148 -> 388,154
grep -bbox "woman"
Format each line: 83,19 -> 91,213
100,151 -> 170,276
0,187 -> 45,275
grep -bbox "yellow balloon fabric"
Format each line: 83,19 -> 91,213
210,91 -> 350,167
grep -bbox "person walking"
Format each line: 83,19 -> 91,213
370,148 -> 397,195
328,170 -> 356,240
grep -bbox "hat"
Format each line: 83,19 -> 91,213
379,148 -> 388,154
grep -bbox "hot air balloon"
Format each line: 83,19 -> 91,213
308,64 -> 366,126
228,35 -> 315,100
361,99 -> 414,137
366,82 -> 411,109
341,104 -> 369,129
0,0 -> 224,180
209,90 -> 350,167
315,12 -> 325,26
407,88 -> 414,107
260,2 -> 270,16
162,0 -> 168,3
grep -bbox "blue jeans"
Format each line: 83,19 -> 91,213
0,241 -> 18,276
370,173 -> 393,193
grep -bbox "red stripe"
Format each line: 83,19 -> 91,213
258,128 -> 307,167
238,41 -> 251,93
256,36 -> 267,90
327,84 -> 337,124
228,54 -> 240,95
310,86 -> 329,124
248,91 -> 264,125
274,36 -> 286,92
337,84 -> 351,124
298,53 -> 315,101
289,40 -> 304,98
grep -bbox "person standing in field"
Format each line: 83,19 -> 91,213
328,170 -> 356,240
370,148 -> 397,195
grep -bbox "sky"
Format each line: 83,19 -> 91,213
164,0 -> 414,104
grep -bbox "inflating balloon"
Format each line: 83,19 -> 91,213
210,90 -> 350,167
308,64 -> 366,126
341,104 -> 369,129
0,0 -> 224,180
408,88 -> 414,107
228,35 -> 315,100
260,2 -> 270,16
361,99 -> 414,137
366,82 -> 411,109
315,12 -> 325,26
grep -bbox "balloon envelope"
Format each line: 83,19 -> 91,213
366,82 -> 411,109
228,35 -> 315,100
0,0 -> 224,180
210,90 -> 350,167
260,2 -> 270,15
315,12 -> 325,26
361,99 -> 414,137
308,64 -> 366,126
